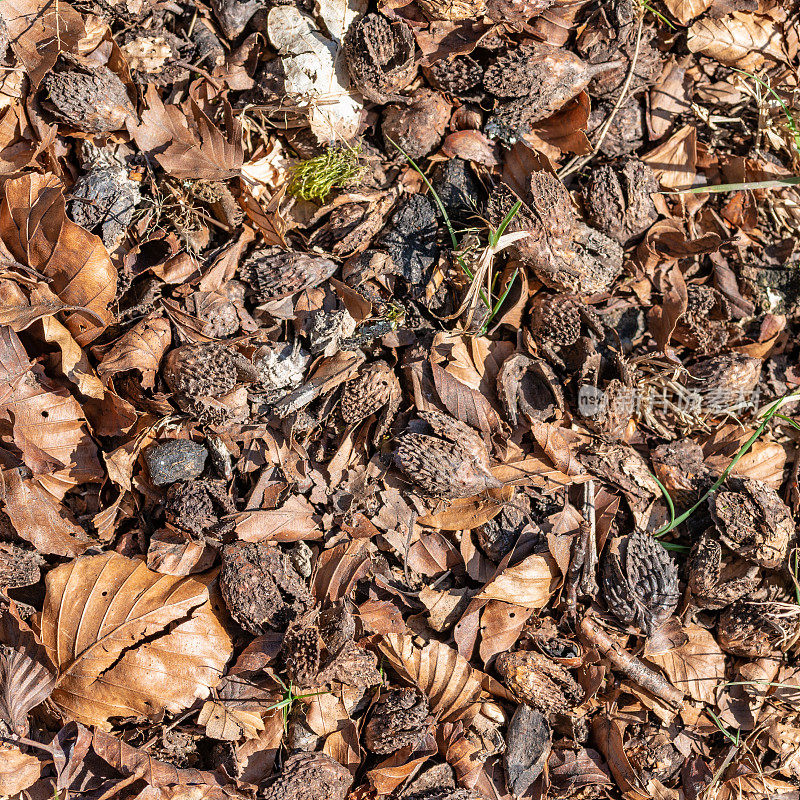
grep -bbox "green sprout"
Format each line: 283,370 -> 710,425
653,390 -> 800,538
263,678 -> 328,731
637,0 -> 675,29
288,144 -> 364,202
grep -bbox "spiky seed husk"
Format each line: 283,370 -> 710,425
240,251 -> 338,302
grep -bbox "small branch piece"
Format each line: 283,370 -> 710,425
579,616 -> 684,710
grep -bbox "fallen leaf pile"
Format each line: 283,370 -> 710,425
1,0 -> 800,798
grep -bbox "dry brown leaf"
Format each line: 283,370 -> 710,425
475,552 -> 560,608
0,742 -> 42,795
0,603 -> 56,736
0,468 -> 92,557
528,420 -> 585,477
646,623 -> 725,705
92,729 -> 226,793
313,539 -> 371,602
687,12 -> 785,69
324,721 -> 361,776
648,56 -> 690,140
478,601 -> 533,664
417,487 -> 512,531
0,326 -> 103,495
40,552 -> 232,727
0,0 -> 85,87
40,316 -> 105,399
233,495 -> 322,543
198,697 -> 266,741
366,733 -> 438,795
96,316 -> 172,390
131,86 -> 243,180
378,633 -> 484,724
662,0 -> 712,25
642,124 -> 697,191
0,175 -> 116,344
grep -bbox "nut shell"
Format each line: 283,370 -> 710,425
340,361 -> 400,426
43,66 -> 136,133
261,752 -> 351,800
717,601 -> 800,658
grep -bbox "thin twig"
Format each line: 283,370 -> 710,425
580,616 -> 684,710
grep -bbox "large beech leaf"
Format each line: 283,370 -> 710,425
40,553 -> 232,727
0,175 -> 116,344
475,552 -> 560,608
378,633 -> 485,724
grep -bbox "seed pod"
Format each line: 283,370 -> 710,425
344,14 -> 416,105
43,65 -> 136,133
687,533 -> 760,610
495,651 -> 583,715
283,622 -> 321,687
340,361 -> 400,426
718,601 -> 800,658
363,689 -> 432,754
239,250 -> 338,302
394,410 -> 502,498
686,354 -> 762,412
163,342 -> 255,397
426,55 -> 484,100
220,542 -> 315,636
488,175 -> 623,294
261,752 -> 351,800
483,45 -> 617,144
601,528 -> 679,635
583,158 -> 659,246
164,478 -> 235,537
417,0 -> 487,21
709,477 -> 794,568
382,89 -> 452,159
145,440 -> 208,486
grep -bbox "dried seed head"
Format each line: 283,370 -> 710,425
710,478 -> 794,568
417,0 -> 487,21
601,529 -> 679,635
43,65 -> 136,133
688,533 -> 760,610
483,45 -> 615,144
363,688 -> 432,754
283,622 -> 321,687
583,158 -> 659,246
163,342 -> 253,397
717,601 -> 800,658
529,294 -> 583,347
495,651 -> 583,716
394,411 -> 502,498
344,13 -> 416,105
261,752 -> 352,800
686,353 -> 762,408
220,542 -> 315,636
340,361 -> 400,426
240,250 -> 338,302
488,174 -> 622,294
427,56 -> 484,99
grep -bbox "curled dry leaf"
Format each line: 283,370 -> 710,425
0,174 -> 117,344
0,603 -> 56,735
646,623 -> 725,705
476,552 -> 560,608
39,552 -> 232,727
0,326 -> 103,494
96,316 -> 172,390
687,13 -> 785,69
92,729 -> 226,793
641,124 -> 697,191
132,86 -> 243,180
0,0 -> 85,87
377,633 -> 484,724
662,0 -> 712,25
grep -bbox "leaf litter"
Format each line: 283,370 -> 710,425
1,0 -> 800,799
